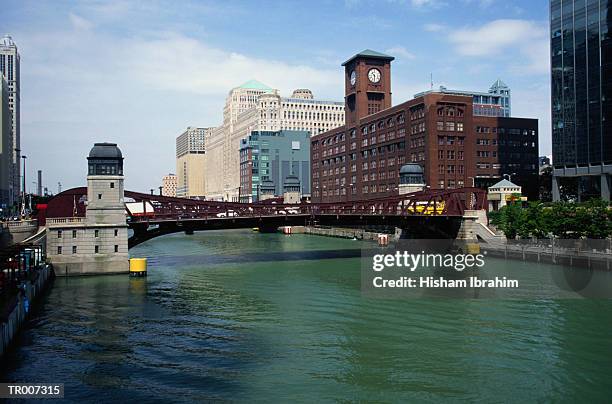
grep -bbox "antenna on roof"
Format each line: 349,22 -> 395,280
430,73 -> 433,90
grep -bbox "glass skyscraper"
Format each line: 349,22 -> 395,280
551,0 -> 612,200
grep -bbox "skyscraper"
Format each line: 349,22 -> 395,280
204,81 -> 344,201
0,35 -> 20,202
550,0 -> 612,200
175,127 -> 211,198
0,76 -> 12,208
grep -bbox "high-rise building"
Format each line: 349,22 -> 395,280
161,173 -> 177,197
311,50 -> 539,203
550,0 -> 612,200
0,75 -> 12,208
205,81 -> 344,201
175,127 -> 211,198
0,35 -> 19,201
239,130 -> 311,202
415,80 -> 511,117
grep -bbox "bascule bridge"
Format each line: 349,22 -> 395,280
40,143 -> 488,276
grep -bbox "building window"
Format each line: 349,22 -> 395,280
57,230 -> 62,238
72,246 -> 77,254
57,246 -> 62,255
114,245 -> 118,253
110,182 -> 114,188
95,245 -> 99,254
95,229 -> 99,237
72,230 -> 77,238
98,194 -> 102,199
114,229 -> 118,237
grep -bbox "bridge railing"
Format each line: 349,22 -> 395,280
125,188 -> 486,223
46,217 -> 86,225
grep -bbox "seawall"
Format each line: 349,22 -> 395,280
0,265 -> 54,358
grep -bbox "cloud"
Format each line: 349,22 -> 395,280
423,23 -> 445,32
385,46 -> 415,60
69,13 -> 93,30
462,0 -> 495,7
18,27 -> 343,192
118,33 -> 340,97
448,19 -> 549,74
410,0 -> 447,9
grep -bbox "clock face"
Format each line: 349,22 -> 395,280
350,70 -> 356,86
368,68 -> 381,83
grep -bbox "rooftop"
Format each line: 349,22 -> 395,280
237,79 -> 273,92
490,179 -> 520,189
0,34 -> 16,47
342,49 -> 395,66
490,79 -> 509,90
88,142 -> 123,160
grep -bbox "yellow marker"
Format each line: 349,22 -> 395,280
129,258 -> 148,277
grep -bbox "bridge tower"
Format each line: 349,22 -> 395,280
46,143 -> 129,275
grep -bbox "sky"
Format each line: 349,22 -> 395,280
1,0 -> 551,193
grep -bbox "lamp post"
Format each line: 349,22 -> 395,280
503,172 -> 516,183
21,155 -> 27,217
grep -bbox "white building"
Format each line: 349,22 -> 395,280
161,173 -> 177,197
0,35 -> 19,201
176,127 -> 211,198
205,81 -> 344,201
0,76 -> 12,208
487,179 -> 524,211
415,79 -> 511,117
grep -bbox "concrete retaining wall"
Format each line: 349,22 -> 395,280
303,226 -> 389,241
0,265 -> 53,358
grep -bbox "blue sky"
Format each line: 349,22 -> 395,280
1,0 -> 550,192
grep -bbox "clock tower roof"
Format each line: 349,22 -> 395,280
342,49 -> 395,66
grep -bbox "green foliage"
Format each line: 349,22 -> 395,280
490,198 -> 612,239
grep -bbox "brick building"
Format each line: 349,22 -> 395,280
311,50 -> 538,203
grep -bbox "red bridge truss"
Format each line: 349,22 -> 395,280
43,187 -> 486,223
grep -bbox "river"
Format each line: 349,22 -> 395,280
2,230 -> 612,402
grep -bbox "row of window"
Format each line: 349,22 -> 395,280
57,245 -> 119,255
438,164 -> 466,174
57,229 -> 119,238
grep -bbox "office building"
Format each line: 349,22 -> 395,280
0,35 -> 19,200
415,79 -> 511,117
175,127 -> 211,198
239,130 -> 310,202
0,76 -> 12,208
550,0 -> 612,200
205,81 -> 343,201
161,173 -> 177,197
311,50 -> 538,203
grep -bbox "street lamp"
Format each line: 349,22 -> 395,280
503,172 -> 517,183
21,155 -> 27,217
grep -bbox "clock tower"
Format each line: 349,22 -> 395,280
342,49 -> 394,127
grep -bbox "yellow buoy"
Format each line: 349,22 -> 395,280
129,258 -> 148,277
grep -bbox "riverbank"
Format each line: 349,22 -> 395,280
480,240 -> 612,270
0,264 -> 53,358
292,225 -> 393,241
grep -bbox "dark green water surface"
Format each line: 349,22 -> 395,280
2,230 -> 612,402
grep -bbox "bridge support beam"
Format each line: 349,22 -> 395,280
455,210 -> 480,242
